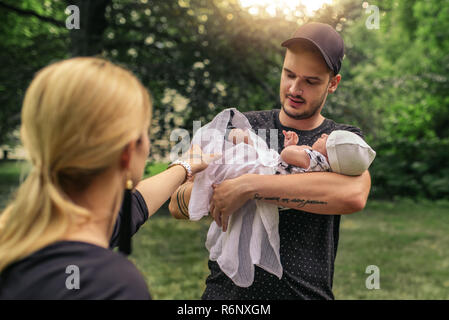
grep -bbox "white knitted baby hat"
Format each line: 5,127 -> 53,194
326,130 -> 376,176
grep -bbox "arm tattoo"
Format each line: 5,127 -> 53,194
253,193 -> 327,208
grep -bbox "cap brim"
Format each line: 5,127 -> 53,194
281,37 -> 334,74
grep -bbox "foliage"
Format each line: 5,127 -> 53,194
0,0 -> 68,150
314,0 -> 449,199
370,138 -> 449,199
0,0 -> 448,198
143,161 -> 167,177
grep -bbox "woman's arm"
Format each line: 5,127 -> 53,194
136,144 -> 215,217
136,165 -> 191,217
109,190 -> 150,248
110,165 -> 198,247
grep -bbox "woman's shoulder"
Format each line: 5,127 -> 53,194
0,241 -> 150,300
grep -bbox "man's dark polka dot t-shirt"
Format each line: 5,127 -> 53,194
201,108 -> 363,300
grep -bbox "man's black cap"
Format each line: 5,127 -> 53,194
281,22 -> 345,75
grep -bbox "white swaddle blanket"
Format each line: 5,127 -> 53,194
188,108 -> 283,287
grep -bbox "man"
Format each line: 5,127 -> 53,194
169,22 -> 371,299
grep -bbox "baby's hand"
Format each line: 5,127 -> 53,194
228,128 -> 253,146
282,130 -> 299,147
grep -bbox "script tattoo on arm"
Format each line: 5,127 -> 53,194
253,193 -> 327,208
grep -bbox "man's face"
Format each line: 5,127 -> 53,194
280,43 -> 339,120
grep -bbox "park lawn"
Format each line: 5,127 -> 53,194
129,214 -> 212,300
1,160 -> 449,299
130,199 -> 449,300
334,199 -> 449,299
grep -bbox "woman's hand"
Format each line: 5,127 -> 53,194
181,144 -> 220,176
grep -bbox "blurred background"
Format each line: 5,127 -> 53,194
0,0 -> 448,299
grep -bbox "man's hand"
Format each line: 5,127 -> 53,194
209,175 -> 254,232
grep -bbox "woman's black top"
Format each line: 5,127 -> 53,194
0,190 -> 150,300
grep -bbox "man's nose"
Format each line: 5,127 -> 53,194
289,78 -> 304,97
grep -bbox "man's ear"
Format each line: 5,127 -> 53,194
328,74 -> 341,94
120,141 -> 136,170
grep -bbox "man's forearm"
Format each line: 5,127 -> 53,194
242,171 -> 371,215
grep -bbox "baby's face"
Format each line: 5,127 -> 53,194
312,133 -> 329,156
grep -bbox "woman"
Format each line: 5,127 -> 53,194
0,57 -> 209,299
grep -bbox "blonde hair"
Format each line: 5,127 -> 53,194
0,57 -> 152,272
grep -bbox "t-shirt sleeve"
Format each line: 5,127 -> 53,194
109,189 -> 149,248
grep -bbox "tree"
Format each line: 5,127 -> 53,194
68,0 -> 111,56
0,0 -> 68,148
1,0 -> 303,156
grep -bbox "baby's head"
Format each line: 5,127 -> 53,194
312,133 -> 329,157
312,130 -> 376,176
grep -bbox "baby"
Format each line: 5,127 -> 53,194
187,108 -> 376,288
228,128 -> 376,176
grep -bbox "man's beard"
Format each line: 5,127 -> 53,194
282,89 -> 328,120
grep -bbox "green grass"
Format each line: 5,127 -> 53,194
1,160 -> 449,299
333,199 -> 449,300
130,216 -> 211,299
129,199 -> 449,300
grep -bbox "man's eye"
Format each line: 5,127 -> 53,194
306,80 -> 316,85
287,74 -> 295,79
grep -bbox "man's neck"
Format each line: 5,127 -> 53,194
279,109 -> 325,131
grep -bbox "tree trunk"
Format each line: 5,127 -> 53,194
67,0 -> 111,57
